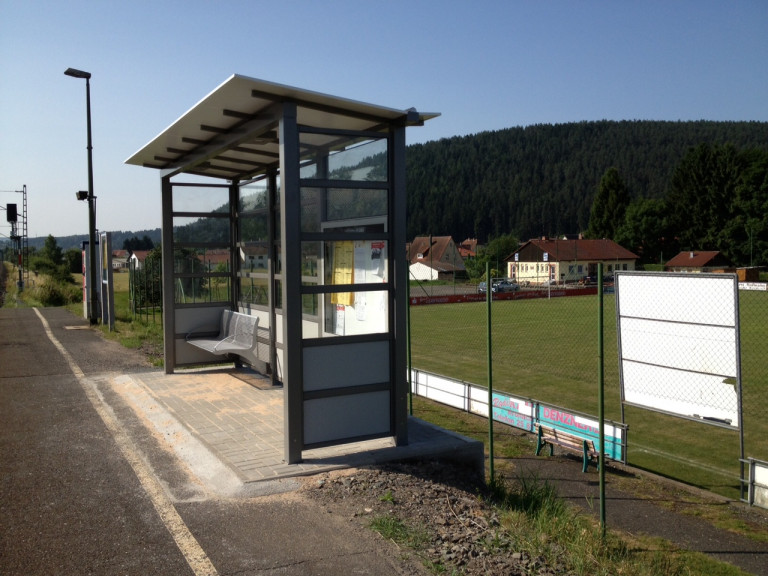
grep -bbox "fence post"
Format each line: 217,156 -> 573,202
486,261 -> 494,481
129,260 -> 135,320
598,262 -> 606,536
407,275 -> 413,415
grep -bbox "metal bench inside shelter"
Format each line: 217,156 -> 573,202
186,310 -> 259,363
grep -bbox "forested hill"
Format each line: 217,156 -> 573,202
405,120 -> 768,243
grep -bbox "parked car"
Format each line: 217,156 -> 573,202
580,275 -> 614,286
492,280 -> 520,293
477,282 -> 487,294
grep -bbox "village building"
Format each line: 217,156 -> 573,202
129,250 -> 150,270
407,235 -> 466,281
665,250 -> 733,273
111,249 -> 130,271
507,237 -> 638,285
457,238 -> 478,259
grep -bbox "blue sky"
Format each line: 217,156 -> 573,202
1,0 -> 766,239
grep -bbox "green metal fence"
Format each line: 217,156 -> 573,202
408,271 -> 767,499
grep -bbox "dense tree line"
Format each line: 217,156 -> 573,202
405,121 -> 768,258
26,121 -> 765,271
122,235 -> 155,252
25,229 -> 162,252
586,144 -> 768,266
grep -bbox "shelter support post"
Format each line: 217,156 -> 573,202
279,102 -> 303,464
161,176 -> 175,374
393,124 -> 408,445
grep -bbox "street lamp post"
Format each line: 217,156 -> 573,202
65,67 -> 98,325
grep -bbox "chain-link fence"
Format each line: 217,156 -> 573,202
409,270 -> 767,499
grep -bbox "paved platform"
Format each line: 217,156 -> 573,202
113,368 -> 484,484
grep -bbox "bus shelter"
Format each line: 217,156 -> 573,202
126,75 -> 437,463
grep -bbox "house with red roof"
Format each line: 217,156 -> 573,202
129,250 -> 150,270
111,250 -> 130,270
665,251 -> 732,272
457,238 -> 479,259
507,237 -> 638,285
407,235 -> 467,281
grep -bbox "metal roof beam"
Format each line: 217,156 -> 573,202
161,105 -> 280,179
232,145 -> 279,159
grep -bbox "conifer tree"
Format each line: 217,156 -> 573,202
586,167 -> 630,239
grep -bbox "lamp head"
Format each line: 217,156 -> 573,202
76,190 -> 89,201
64,68 -> 91,80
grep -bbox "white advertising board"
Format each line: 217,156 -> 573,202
616,272 -> 741,429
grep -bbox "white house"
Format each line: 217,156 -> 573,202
407,235 -> 467,281
508,237 -> 638,284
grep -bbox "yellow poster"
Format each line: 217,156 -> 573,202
331,241 -> 354,306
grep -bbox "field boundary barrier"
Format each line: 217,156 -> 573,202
410,367 -> 627,463
741,457 -> 768,510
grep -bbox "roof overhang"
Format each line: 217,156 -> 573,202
125,74 -> 439,181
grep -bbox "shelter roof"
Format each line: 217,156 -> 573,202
125,74 -> 439,181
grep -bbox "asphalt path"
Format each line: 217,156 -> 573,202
0,308 -> 426,576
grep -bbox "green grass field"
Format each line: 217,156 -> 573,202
410,290 -> 768,498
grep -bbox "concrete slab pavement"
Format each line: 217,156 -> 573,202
111,367 -> 484,491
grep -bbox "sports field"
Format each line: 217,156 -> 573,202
409,289 -> 768,497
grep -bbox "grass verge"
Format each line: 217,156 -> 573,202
413,395 -> 768,547
486,471 -> 751,576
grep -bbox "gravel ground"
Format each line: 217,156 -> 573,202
301,460 -> 575,576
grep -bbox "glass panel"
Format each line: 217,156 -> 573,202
173,247 -> 204,274
300,187 -> 322,233
173,216 -> 230,244
172,248 -> 230,304
239,241 -> 270,272
300,159 -> 319,179
328,138 -> 387,182
301,241 -> 321,279
319,290 -> 389,336
173,185 -> 230,213
239,182 -> 268,212
302,289 -> 318,317
240,212 -> 269,245
327,188 -> 387,221
299,187 -> 388,229
238,277 -> 269,307
299,135 -> 387,182
174,276 -> 230,304
323,240 -> 388,286
274,183 -> 281,240
197,249 -> 231,273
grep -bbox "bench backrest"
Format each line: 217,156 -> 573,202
221,310 -> 258,349
539,425 -> 597,450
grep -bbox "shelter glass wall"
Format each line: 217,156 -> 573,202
170,183 -> 233,306
162,180 -> 237,368
293,128 -> 398,450
235,175 -> 281,380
